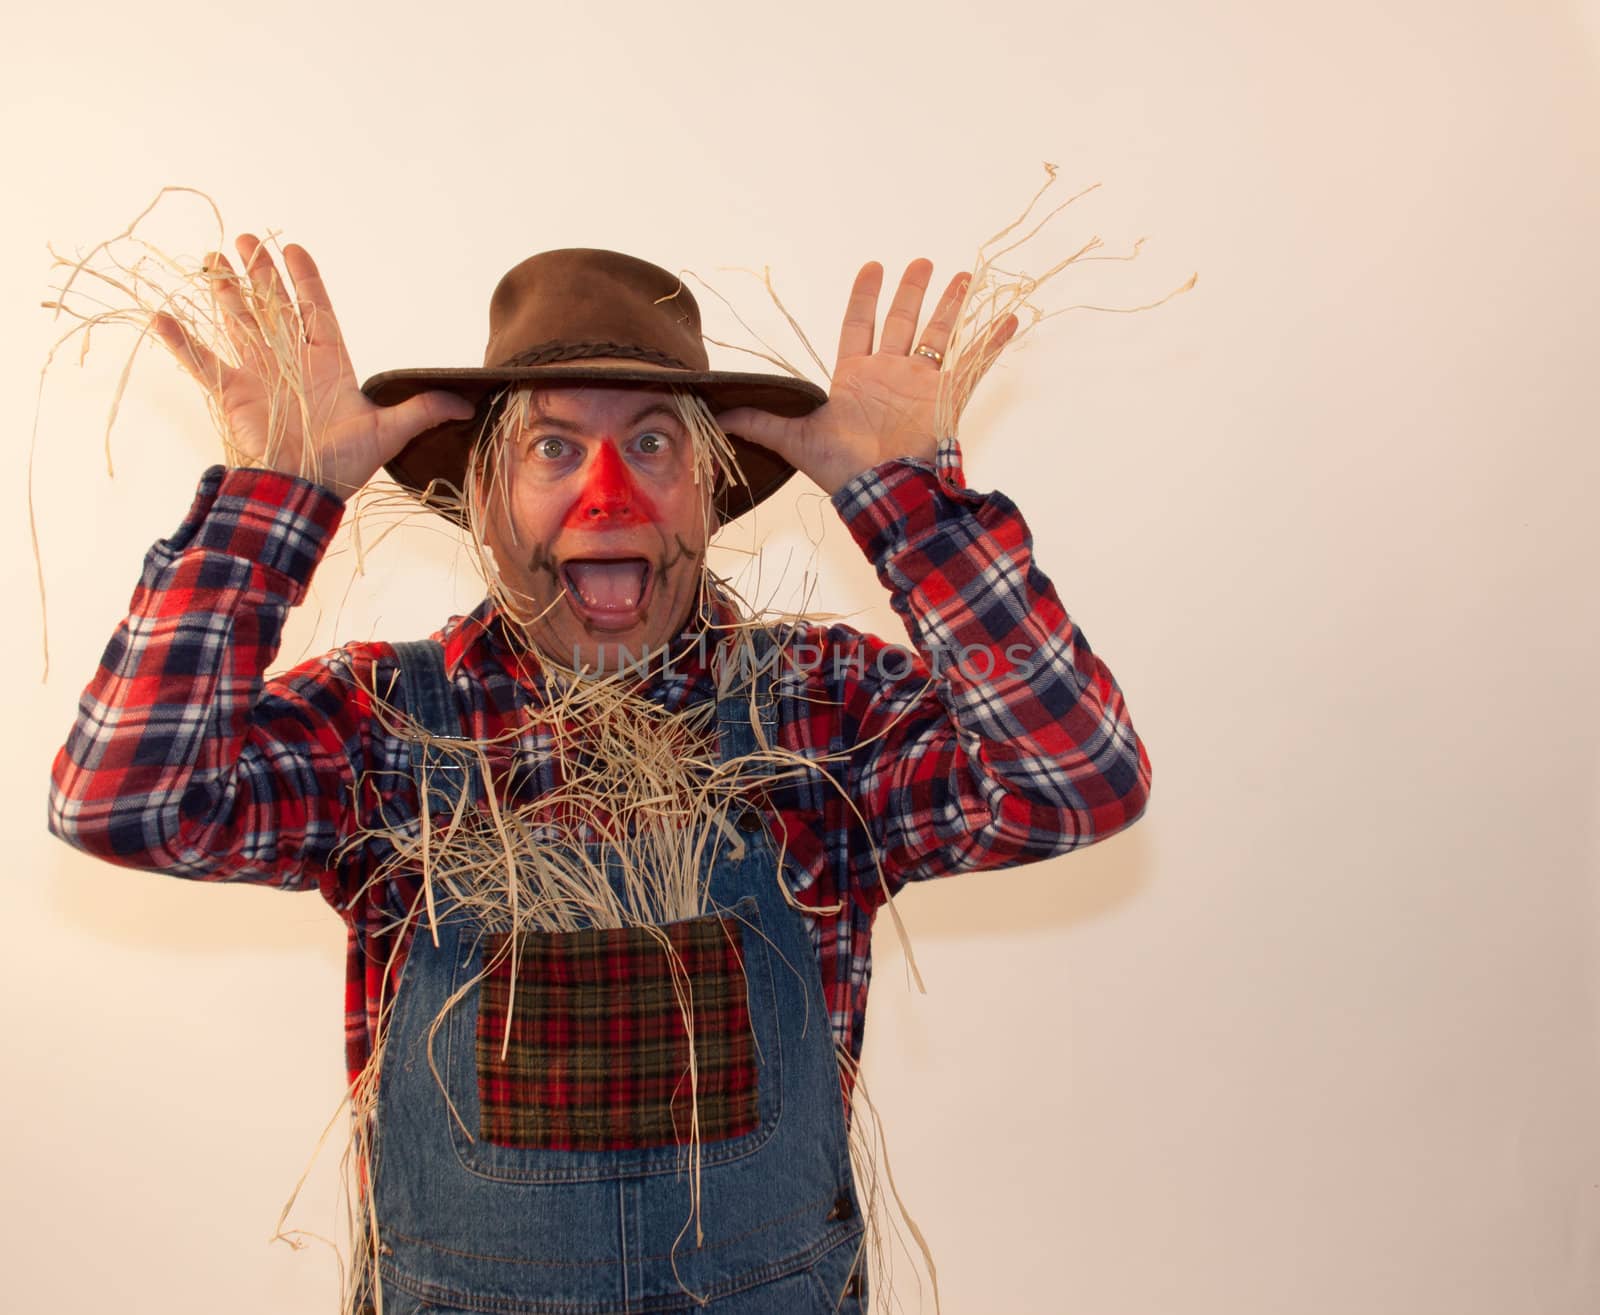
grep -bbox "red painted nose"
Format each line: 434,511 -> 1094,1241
562,441 -> 650,528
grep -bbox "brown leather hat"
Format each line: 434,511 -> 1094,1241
361,248 -> 828,524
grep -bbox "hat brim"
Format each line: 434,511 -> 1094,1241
361,362 -> 828,526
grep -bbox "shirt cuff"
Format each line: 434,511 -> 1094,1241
156,465 -> 346,591
830,436 -> 988,562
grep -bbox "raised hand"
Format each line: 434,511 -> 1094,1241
715,258 -> 1017,496
151,235 -> 473,498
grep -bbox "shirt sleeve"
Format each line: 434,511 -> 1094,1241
46,464 -> 378,895
821,436 -> 1152,900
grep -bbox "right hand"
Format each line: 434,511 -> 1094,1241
151,234 -> 474,498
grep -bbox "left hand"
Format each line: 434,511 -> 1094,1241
715,259 -> 1018,496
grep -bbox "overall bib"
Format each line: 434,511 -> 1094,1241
370,641 -> 868,1314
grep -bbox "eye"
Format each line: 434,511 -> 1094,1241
531,435 -> 568,461
634,431 -> 670,456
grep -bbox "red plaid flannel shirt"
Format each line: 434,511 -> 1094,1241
49,439 -> 1151,1088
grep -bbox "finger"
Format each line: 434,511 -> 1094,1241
834,262 -> 884,364
281,243 -> 349,361
235,233 -> 295,342
201,250 -> 250,325
961,312 -> 1020,391
201,251 -> 270,371
713,407 -> 799,463
876,258 -> 934,357
150,312 -> 226,389
914,272 -> 971,359
372,391 -> 480,462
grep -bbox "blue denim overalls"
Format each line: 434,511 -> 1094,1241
370,641 -> 868,1314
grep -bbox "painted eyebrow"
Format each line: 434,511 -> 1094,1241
527,402 -> 680,434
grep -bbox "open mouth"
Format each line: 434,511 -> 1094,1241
561,557 -> 652,628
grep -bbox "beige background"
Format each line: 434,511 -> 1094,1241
3,1 -> 1598,1311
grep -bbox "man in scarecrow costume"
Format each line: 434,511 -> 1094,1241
49,237 -> 1152,1313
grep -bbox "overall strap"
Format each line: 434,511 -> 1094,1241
715,627 -> 783,768
391,639 -> 478,815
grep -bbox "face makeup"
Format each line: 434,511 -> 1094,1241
480,385 -> 712,671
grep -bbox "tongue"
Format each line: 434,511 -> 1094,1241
565,560 -> 647,611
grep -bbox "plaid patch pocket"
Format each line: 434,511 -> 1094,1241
473,910 -> 764,1153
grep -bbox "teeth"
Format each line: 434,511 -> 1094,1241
564,559 -> 648,611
